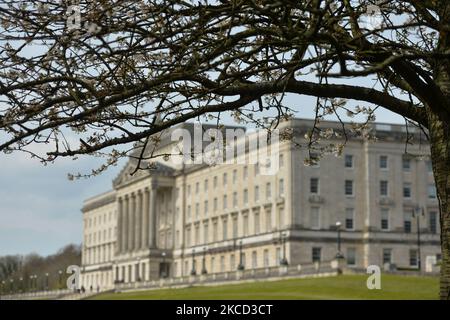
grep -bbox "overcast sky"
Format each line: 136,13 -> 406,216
0,94 -> 405,257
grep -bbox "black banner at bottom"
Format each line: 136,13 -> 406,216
0,300 -> 442,319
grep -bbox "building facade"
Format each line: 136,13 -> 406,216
80,119 -> 441,290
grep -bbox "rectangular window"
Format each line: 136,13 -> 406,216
266,158 -> 271,170
265,209 -> 272,232
404,212 -> 412,233
213,198 -> 218,211
233,192 -> 238,207
213,176 -> 217,188
380,180 -> 389,196
223,195 -> 227,209
263,249 -> 269,268
254,186 -> 260,202
276,248 -> 281,266
196,182 -> 199,194
402,158 -> 411,171
347,248 -> 356,266
230,254 -> 235,270
186,228 -> 191,247
403,183 -> 412,198
252,251 -> 257,269
254,212 -> 260,234
381,209 -> 389,230
312,247 -> 321,263
142,263 -> 147,279
310,178 -> 319,194
409,249 -> 418,267
278,208 -> 284,229
430,211 -> 438,234
243,166 -> 248,179
220,256 -> 225,273
195,203 -> 200,219
213,222 -> 218,242
311,207 -> 320,229
233,169 -> 237,184
345,208 -> 354,230
232,217 -> 238,238
222,219 -> 228,240
223,173 -> 227,186
204,200 -> 208,216
345,154 -> 353,168
345,180 -> 354,196
183,261 -> 189,276
243,215 -> 249,236
428,184 -> 437,199
379,155 -> 388,169
266,182 -> 272,199
279,179 -> 284,196
187,205 -> 191,219
255,163 -> 260,176
383,249 -> 392,264
203,224 -> 209,244
204,179 -> 208,192
195,225 -> 200,245
279,154 -> 284,168
310,153 -> 320,167
243,189 -> 248,205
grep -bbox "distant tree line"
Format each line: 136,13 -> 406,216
0,244 -> 81,294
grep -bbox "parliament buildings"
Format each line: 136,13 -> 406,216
80,119 -> 441,290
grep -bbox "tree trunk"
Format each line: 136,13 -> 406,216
428,112 -> 450,299
432,6 -> 450,297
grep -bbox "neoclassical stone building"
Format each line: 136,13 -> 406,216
80,119 -> 441,289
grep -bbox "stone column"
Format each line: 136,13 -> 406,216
123,196 -> 129,252
149,182 -> 158,248
129,193 -> 136,251
142,188 -> 150,249
117,198 -> 123,253
135,190 -> 143,250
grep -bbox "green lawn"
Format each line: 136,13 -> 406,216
89,274 -> 439,300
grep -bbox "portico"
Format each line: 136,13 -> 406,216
116,185 -> 157,254
112,161 -> 176,283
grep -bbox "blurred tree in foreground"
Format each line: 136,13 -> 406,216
0,0 -> 449,298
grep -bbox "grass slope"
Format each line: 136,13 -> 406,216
90,274 -> 438,300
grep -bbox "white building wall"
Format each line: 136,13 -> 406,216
80,120 -> 441,289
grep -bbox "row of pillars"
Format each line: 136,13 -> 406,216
117,183 -> 157,253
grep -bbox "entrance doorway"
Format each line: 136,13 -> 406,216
159,263 -> 170,278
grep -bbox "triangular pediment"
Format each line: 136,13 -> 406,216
113,158 -> 176,189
